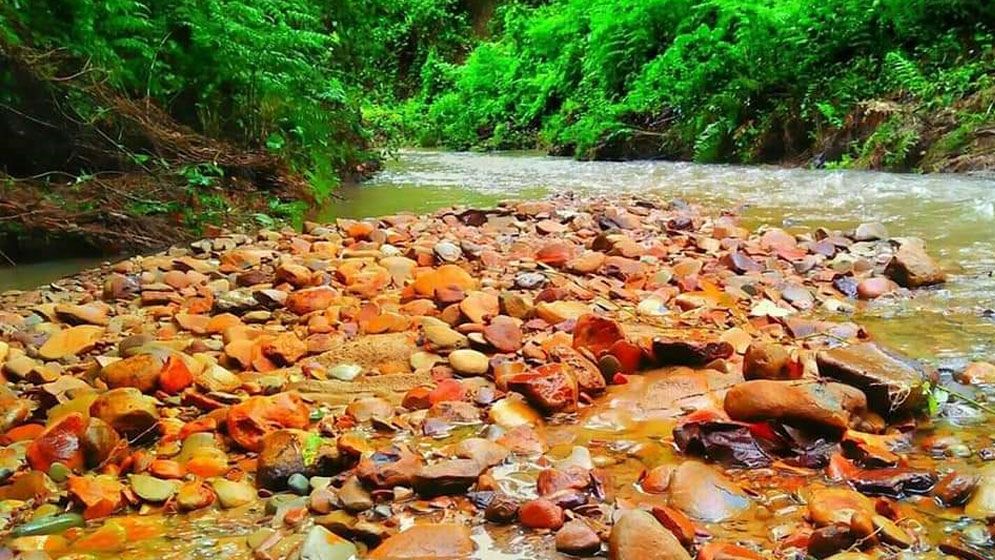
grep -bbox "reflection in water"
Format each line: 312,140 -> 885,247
324,150 -> 995,363
0,256 -> 113,291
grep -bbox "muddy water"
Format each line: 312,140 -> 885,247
326,150 -> 995,364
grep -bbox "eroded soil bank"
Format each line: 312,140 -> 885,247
0,193 -> 992,560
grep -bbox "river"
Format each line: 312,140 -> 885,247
319,150 -> 995,367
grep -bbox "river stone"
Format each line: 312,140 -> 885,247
422,321 -> 469,351
806,487 -> 875,526
956,362 -> 995,385
299,525 -> 358,560
210,478 -> 257,508
608,509 -> 692,560
412,458 -> 484,498
454,438 -> 510,468
90,388 -> 159,438
884,241 -> 945,287
99,352 -> 165,393
854,222 -> 888,242
816,343 -> 933,415
667,460 -> 750,522
369,524 -> 474,559
724,380 -> 867,433
256,430 -> 307,491
448,349 -> 489,376
742,343 -> 793,380
433,241 -> 462,263
964,464 -> 995,519
129,473 -> 179,503
556,519 -> 601,555
338,475 -> 372,513
38,325 -> 104,360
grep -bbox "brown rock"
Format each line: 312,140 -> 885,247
55,303 -> 110,326
567,251 -> 606,274
507,364 -> 578,414
556,519 -> 601,555
653,338 -> 734,366
483,316 -> 523,353
90,388 -> 159,438
285,287 -> 336,315
412,459 -> 484,497
816,343 -> 934,415
856,277 -> 897,300
933,471 -> 979,506
806,487 -> 875,526
38,325 -> 104,360
459,291 -> 499,323
723,380 -> 868,433
256,429 -> 306,490
99,353 -> 165,393
742,343 -> 795,380
667,461 -> 750,522
808,523 -> 856,559
356,446 -> 423,489
519,498 -> 564,530
956,362 -> 995,385
608,509 -> 692,560
454,438 -> 509,468
651,505 -> 696,547
369,524 -> 474,559
884,242 -> 945,287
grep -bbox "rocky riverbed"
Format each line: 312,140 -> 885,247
0,193 -> 991,559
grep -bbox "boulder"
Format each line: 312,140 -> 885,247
884,241 -> 945,288
724,380 -> 867,433
816,343 -> 934,414
608,509 -> 691,560
667,461 -> 750,522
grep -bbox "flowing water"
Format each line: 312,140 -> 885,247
4,150 -> 995,559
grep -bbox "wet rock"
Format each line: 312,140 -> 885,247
129,473 -> 179,503
77,419 -> 122,473
884,241 -> 946,287
210,478 -> 257,508
641,465 -> 674,494
724,380 -> 867,434
816,343 -> 933,414
956,362 -> 995,385
412,459 -> 484,497
448,349 -> 489,376
345,397 -> 394,423
806,487 -> 874,526
38,325 -> 104,360
488,397 -> 542,428
651,505 -> 696,547
856,277 -> 897,300
696,543 -> 764,560
853,222 -> 887,242
808,523 -> 856,559
608,509 -> 691,560
483,316 -> 523,353
519,498 -> 564,530
99,353 -> 165,393
298,525 -> 359,560
369,524 -> 474,559
964,464 -> 995,519
338,476 -> 372,513
556,519 -> 601,555
507,365 -> 578,413
356,446 -> 423,489
742,343 -> 795,380
177,481 -> 216,511
55,303 -> 110,326
256,430 -> 307,491
226,392 -> 310,452
454,438 -> 509,468
27,413 -> 87,472
90,388 -> 159,439
667,460 -> 750,522
653,337 -> 734,366
933,471 -> 979,506
484,493 -> 520,523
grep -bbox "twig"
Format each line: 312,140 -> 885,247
0,248 -> 15,266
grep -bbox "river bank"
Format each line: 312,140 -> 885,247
0,191 -> 993,559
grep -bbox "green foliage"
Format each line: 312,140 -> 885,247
401,0 -> 995,166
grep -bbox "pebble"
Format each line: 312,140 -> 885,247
448,349 -> 489,376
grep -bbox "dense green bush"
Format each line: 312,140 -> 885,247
402,0 -> 995,164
